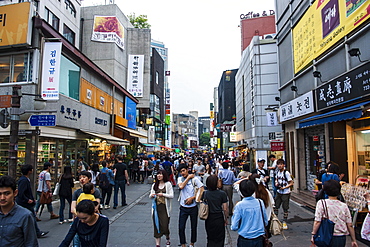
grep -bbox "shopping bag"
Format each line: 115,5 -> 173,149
313,200 -> 335,247
269,212 -> 283,236
53,182 -> 61,196
199,191 -> 208,220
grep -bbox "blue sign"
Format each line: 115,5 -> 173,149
125,97 -> 137,129
28,115 -> 56,126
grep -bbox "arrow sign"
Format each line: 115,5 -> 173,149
28,115 -> 56,127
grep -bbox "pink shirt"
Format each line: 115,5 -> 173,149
314,199 -> 352,236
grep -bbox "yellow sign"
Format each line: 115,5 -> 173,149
210,111 -> 214,119
0,2 -> 31,47
293,0 -> 370,73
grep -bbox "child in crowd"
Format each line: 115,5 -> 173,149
77,183 -> 96,205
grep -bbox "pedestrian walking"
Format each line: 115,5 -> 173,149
251,158 -> 270,189
139,157 -> 147,183
204,175 -> 228,247
311,179 -> 358,247
267,154 -> 278,198
16,164 -> 49,238
89,163 -> 100,187
149,170 -> 174,247
0,175 -> 39,246
163,156 -> 176,186
59,200 -> 109,247
177,164 -> 204,247
113,155 -> 129,209
132,157 -> 140,182
34,162 -> 59,220
274,158 -> 293,230
99,161 -> 114,209
218,161 -> 238,215
58,166 -> 74,224
231,179 -> 268,247
77,157 -> 89,174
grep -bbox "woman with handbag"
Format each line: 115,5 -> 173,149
204,175 -> 228,247
59,166 -> 74,224
311,179 -> 358,247
149,170 -> 174,247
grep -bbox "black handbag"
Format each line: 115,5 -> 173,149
313,200 -> 335,247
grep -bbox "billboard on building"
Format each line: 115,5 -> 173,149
293,0 -> 370,73
91,16 -> 124,49
41,42 -> 62,100
127,55 -> 144,97
125,97 -> 137,129
0,2 -> 32,47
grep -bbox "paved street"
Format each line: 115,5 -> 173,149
37,181 -> 368,247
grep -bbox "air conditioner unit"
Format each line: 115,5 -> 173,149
263,33 -> 276,39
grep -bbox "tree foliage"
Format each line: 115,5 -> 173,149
199,132 -> 210,146
128,13 -> 151,29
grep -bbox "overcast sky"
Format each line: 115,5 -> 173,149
82,0 -> 275,116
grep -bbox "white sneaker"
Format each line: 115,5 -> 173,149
68,219 -> 73,222
104,205 -> 110,209
282,221 -> 288,230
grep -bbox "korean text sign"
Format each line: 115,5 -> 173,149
279,91 -> 315,122
127,55 -> 144,97
41,42 -> 62,100
292,0 -> 370,73
0,2 -> 31,47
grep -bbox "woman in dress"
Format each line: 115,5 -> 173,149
149,170 -> 174,247
59,166 -> 74,224
311,179 -> 358,247
59,199 -> 109,247
204,175 -> 228,247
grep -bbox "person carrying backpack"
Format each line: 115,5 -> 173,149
99,161 -> 115,209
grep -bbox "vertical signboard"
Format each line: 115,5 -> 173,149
91,16 -> 124,49
125,97 -> 137,129
41,42 -> 62,100
127,55 -> 144,97
266,112 -> 278,126
148,126 -> 155,144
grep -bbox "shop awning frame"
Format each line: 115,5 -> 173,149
81,131 -> 130,145
159,145 -> 172,150
298,101 -> 370,128
116,125 -> 148,139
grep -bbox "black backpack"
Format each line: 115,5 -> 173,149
99,172 -> 110,189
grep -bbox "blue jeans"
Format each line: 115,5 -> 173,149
271,176 -> 277,198
59,195 -> 72,221
113,180 -> 126,207
23,204 -> 41,236
330,235 -> 346,247
237,235 -> 263,247
178,205 -> 198,245
35,191 -> 53,213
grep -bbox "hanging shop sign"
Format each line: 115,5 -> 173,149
127,55 -> 144,97
148,126 -> 155,144
316,62 -> 370,111
271,141 -> 285,151
266,112 -> 278,126
220,124 -> 234,132
279,91 -> 314,122
91,16 -> 124,49
41,42 -> 62,100
230,131 -> 237,142
293,0 -> 370,73
125,97 -> 137,129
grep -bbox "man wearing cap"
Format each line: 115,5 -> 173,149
252,158 -> 270,189
34,162 -> 59,220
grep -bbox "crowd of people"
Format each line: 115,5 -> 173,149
0,153 -> 369,247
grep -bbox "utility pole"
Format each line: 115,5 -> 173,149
8,85 -> 22,178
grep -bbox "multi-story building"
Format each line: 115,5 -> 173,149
172,112 -> 198,149
275,1 -> 370,191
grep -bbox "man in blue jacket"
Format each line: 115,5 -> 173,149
16,164 -> 49,238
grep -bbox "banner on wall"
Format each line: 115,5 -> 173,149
0,2 -> 32,47
91,16 -> 124,49
127,55 -> 144,97
293,0 -> 370,73
41,42 -> 62,100
125,97 -> 137,129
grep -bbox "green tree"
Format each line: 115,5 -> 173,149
199,132 -> 210,146
128,13 -> 151,29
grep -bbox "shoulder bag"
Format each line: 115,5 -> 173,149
313,200 -> 335,247
199,191 -> 209,220
53,175 -> 62,196
269,211 -> 283,236
40,176 -> 52,204
258,200 -> 273,247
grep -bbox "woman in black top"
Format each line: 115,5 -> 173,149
59,166 -> 74,224
59,200 -> 109,247
204,175 -> 228,247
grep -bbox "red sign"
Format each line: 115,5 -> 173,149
0,95 -> 11,108
271,142 -> 285,151
210,131 -> 214,138
313,136 -> 319,141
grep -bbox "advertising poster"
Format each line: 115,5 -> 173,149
41,42 -> 62,100
293,0 -> 370,73
148,126 -> 155,144
0,2 -> 32,47
125,97 -> 137,129
91,16 -> 124,49
127,55 -> 144,97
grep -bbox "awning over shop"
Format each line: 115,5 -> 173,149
159,145 -> 172,150
81,131 -> 130,145
116,125 -> 148,139
140,143 -> 160,148
298,101 -> 370,128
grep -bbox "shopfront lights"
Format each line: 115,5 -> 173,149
348,48 -> 366,62
361,130 -> 370,134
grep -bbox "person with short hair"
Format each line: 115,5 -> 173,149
59,200 -> 109,247
268,154 -> 278,198
231,179 -> 268,247
99,160 -> 115,209
252,158 -> 270,189
218,162 -> 238,215
77,183 -> 96,204
0,175 -> 39,246
113,155 -> 129,209
34,162 -> 59,220
58,166 -> 74,225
